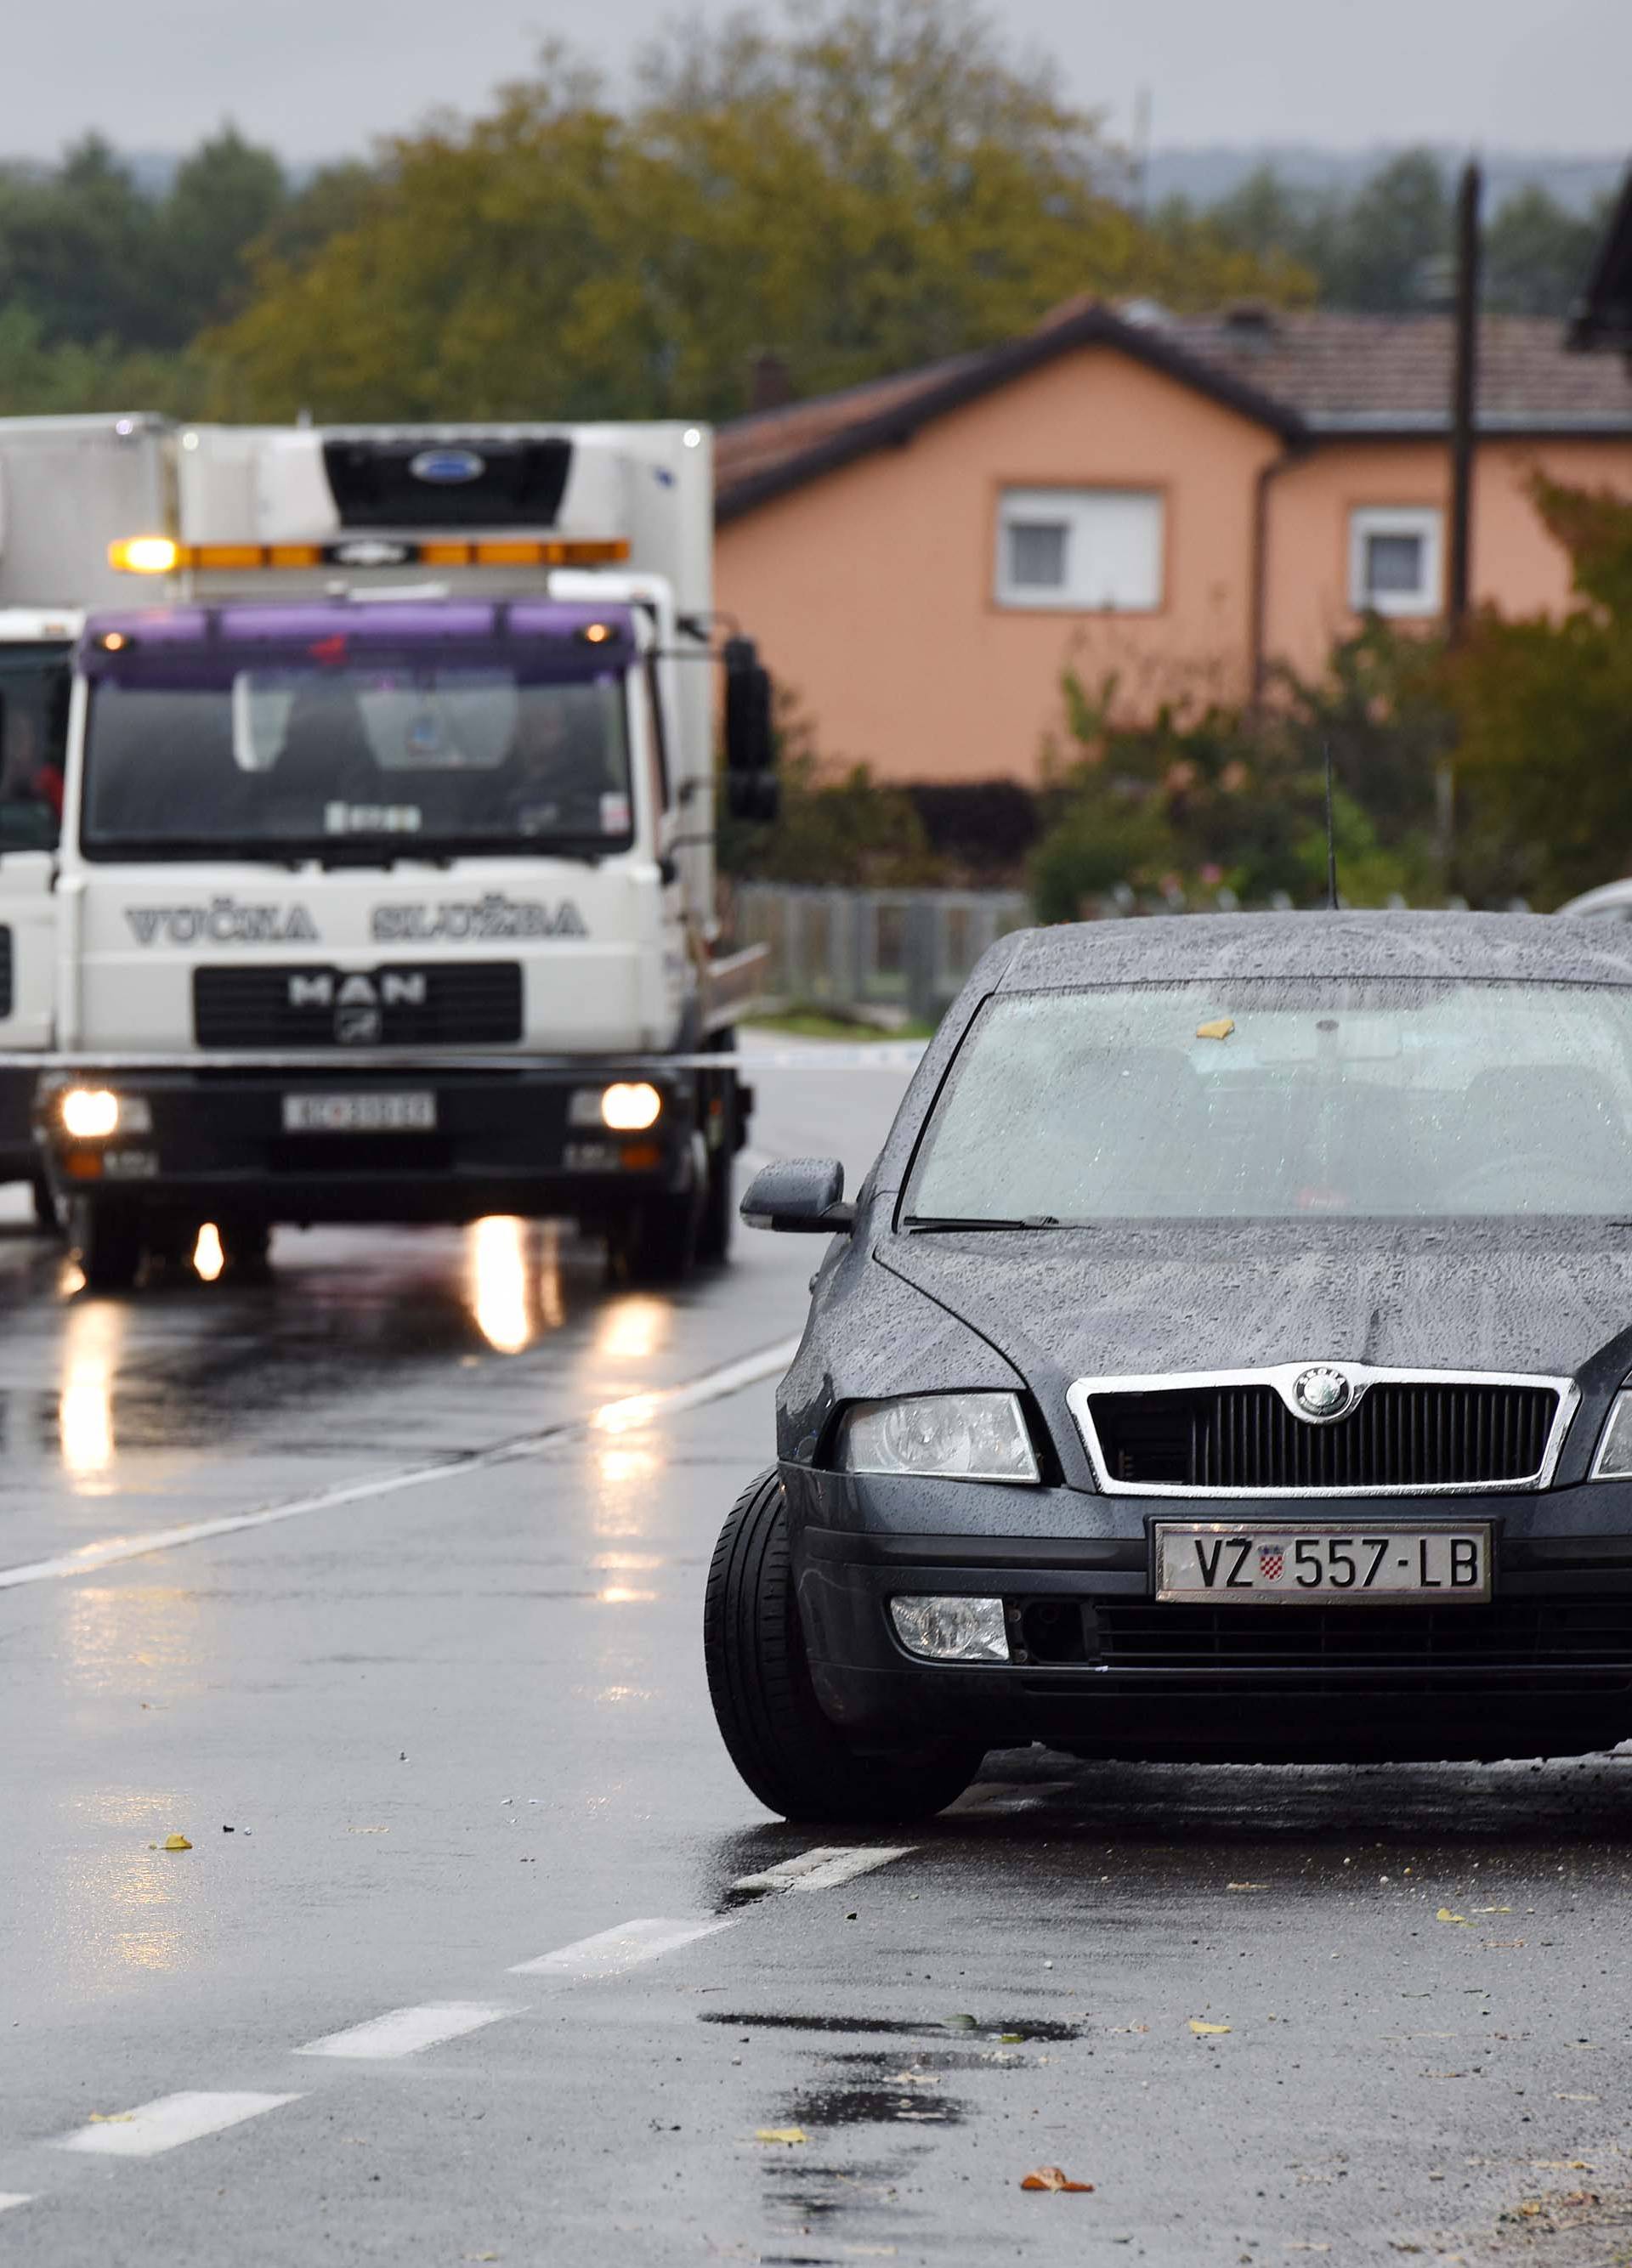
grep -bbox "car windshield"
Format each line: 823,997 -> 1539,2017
81,655 -> 633,861
904,979 -> 1632,1224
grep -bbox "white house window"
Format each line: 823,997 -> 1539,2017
994,488 -> 1164,612
1350,506 -> 1443,618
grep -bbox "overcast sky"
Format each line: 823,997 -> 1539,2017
8,0 -> 1631,163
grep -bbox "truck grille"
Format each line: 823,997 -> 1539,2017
0,926 -> 11,1020
1083,1378 -> 1560,1493
194,963 -> 523,1049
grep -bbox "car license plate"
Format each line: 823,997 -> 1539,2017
281,1092 -> 437,1134
1155,1523 -> 1491,1603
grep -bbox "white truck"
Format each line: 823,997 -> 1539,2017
26,420 -> 777,1287
0,414 -> 184,1216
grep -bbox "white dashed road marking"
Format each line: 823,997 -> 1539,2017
0,1334 -> 800,1592
52,2092 -> 301,2158
510,1916 -> 736,1979
730,1846 -> 915,1894
295,2000 -> 524,2061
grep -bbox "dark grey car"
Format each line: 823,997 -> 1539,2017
704,911 -> 1632,1821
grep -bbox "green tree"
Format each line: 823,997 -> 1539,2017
156,127 -> 287,342
1447,476 -> 1632,905
206,1 -> 1308,422
1484,184 -> 1606,317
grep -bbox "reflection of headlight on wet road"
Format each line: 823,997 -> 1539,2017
469,1216 -> 531,1354
192,1224 -> 224,1283
60,1303 -> 122,1484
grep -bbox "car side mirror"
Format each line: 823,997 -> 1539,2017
740,1156 -> 855,1234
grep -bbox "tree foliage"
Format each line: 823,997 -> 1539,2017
203,1 -> 1307,422
1446,477 -> 1632,907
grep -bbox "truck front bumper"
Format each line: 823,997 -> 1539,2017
37,1062 -> 706,1227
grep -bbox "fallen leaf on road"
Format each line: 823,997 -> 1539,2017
1227,1882 -> 1266,1892
1484,1940 -> 1526,1949
87,2112 -> 134,2124
1188,2020 -> 1231,2035
1472,1906 -> 1513,1915
944,2014 -> 978,2031
1020,2166 -> 1095,2192
1196,1018 -> 1236,1042
1555,2092 -> 1599,2101
1532,2160 -> 1594,2171
1436,1908 -> 1470,1926
755,2127 -> 808,2146
162,1835 -> 191,1852
999,2032 -> 1026,2043
348,1825 -> 389,1835
881,2073 -> 938,2086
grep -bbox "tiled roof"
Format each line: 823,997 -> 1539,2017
715,302 -> 1632,521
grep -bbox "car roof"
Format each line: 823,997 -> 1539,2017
989,909 -> 1632,991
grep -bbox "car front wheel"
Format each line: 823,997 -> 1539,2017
705,1468 -> 983,1824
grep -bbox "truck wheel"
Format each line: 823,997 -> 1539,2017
697,1077 -> 737,1266
704,1469 -> 984,1824
69,1199 -> 143,1292
31,1174 -> 61,1236
218,1219 -> 272,1282
606,1190 -> 699,1287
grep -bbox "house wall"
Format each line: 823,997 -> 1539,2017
1263,435 -> 1632,682
715,343 -> 1282,784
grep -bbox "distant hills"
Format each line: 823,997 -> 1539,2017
1141,144 -> 1625,216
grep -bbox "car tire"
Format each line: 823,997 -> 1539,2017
705,1468 -> 984,1824
607,1155 -> 702,1287
69,1199 -> 142,1292
31,1173 -> 61,1236
218,1219 -> 273,1282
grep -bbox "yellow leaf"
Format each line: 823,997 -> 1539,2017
755,2127 -> 808,2146
1188,2020 -> 1231,2035
1196,1018 -> 1235,1041
162,1834 -> 192,1852
1436,1908 -> 1469,1925
87,2112 -> 135,2124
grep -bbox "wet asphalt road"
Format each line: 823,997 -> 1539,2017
3,1045 -> 1632,2265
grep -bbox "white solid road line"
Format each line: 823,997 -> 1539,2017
52,2091 -> 301,2158
730,1845 -> 915,1894
509,1915 -> 737,1979
0,1333 -> 801,1593
295,2000 -> 523,2061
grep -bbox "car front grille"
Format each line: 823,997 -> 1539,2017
1083,1378 -> 1560,1493
194,963 -> 523,1048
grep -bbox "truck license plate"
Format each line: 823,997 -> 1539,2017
282,1092 -> 437,1134
1155,1524 -> 1491,1603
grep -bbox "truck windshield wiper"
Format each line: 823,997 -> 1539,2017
901,1213 -> 1062,1231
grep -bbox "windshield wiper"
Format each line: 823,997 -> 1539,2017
902,1213 -> 1063,1231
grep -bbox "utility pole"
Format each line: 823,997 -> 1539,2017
1447,159 -> 1482,642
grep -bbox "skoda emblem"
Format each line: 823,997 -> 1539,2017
1292,1366 -> 1352,1421
408,448 -> 484,484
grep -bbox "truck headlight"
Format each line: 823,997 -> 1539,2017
60,1089 -> 152,1140
837,1393 -> 1040,1483
1592,1390 -> 1632,1478
600,1083 -> 662,1132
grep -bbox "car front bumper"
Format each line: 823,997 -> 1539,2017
786,1466 -> 1632,1763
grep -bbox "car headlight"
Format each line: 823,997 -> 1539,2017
60,1089 -> 152,1140
1593,1389 -> 1632,1478
837,1392 -> 1040,1484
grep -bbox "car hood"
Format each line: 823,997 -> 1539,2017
877,1221 -> 1632,1385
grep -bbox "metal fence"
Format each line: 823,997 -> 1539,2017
731,885 -> 1031,1025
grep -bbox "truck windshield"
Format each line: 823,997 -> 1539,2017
81,655 -> 634,861
0,643 -> 70,851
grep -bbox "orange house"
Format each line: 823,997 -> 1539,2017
714,303 -> 1632,783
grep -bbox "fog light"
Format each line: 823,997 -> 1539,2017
889,1594 -> 1010,1664
61,1089 -> 120,1140
602,1082 -> 661,1132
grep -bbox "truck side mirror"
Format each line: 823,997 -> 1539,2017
740,1156 -> 855,1234
723,636 -> 774,775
